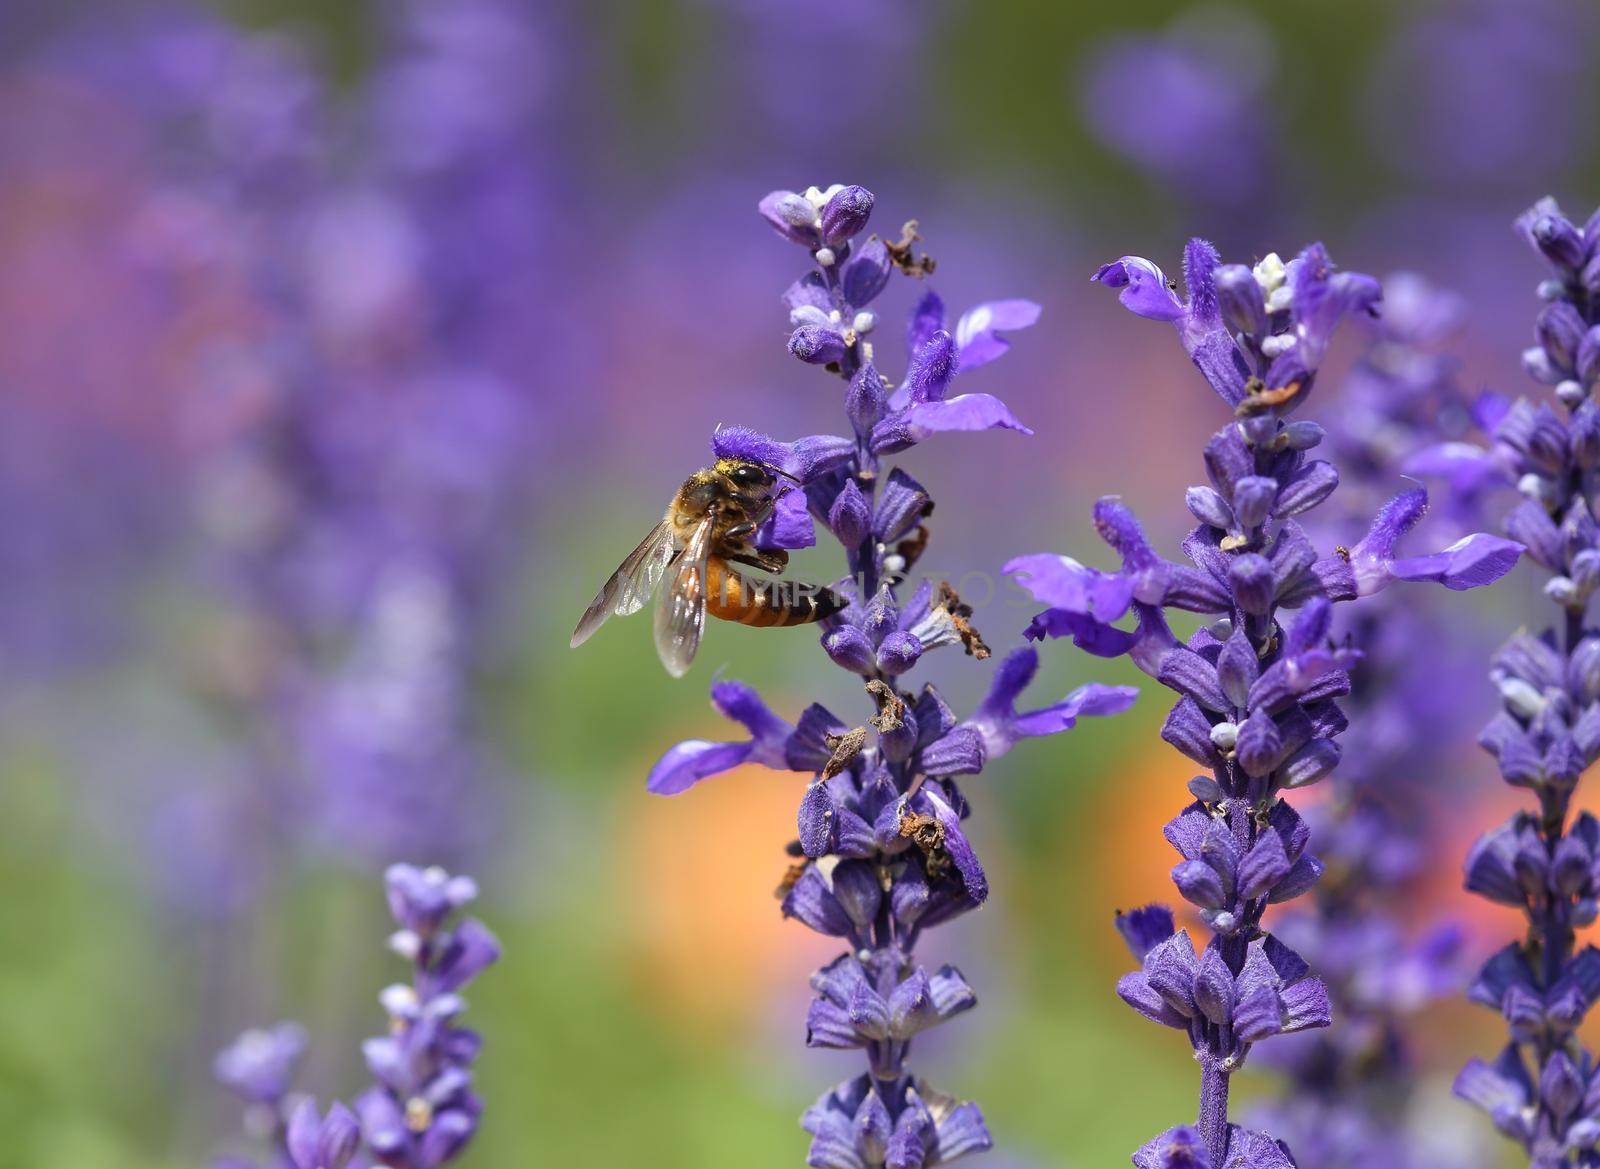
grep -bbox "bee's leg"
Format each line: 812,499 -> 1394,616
726,549 -> 789,573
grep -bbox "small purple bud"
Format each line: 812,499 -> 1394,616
1579,326 -> 1600,385
1172,859 -> 1227,910
823,625 -> 877,674
876,631 -> 923,677
1193,946 -> 1235,1025
878,709 -> 919,762
1230,553 -> 1275,615
798,782 -> 838,856
1216,631 -> 1258,709
1542,1051 -> 1584,1121
1573,403 -> 1600,469
830,860 -> 883,930
1215,263 -> 1267,338
1185,486 -> 1232,530
1238,414 -> 1278,447
1283,420 -> 1325,451
820,185 -> 875,246
841,238 -> 892,309
1231,476 -> 1277,530
847,364 -> 889,438
1531,213 -> 1586,270
1275,461 -> 1339,518
863,585 -> 898,646
1280,739 -> 1340,789
789,324 -> 848,365
905,331 -> 958,403
828,480 -> 871,547
1537,302 -> 1585,373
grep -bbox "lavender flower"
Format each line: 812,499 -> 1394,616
650,184 -> 1134,1166
1251,274 -> 1507,1169
1454,196 -> 1600,1166
213,864 -> 498,1169
1079,11 -> 1277,227
1010,240 -> 1519,1167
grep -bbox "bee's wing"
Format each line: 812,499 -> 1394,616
653,514 -> 714,678
570,521 -> 676,649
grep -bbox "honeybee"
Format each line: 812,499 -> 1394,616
570,459 -> 847,677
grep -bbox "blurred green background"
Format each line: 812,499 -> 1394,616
1,0 -> 1593,1166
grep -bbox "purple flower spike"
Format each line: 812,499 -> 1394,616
1455,195 -> 1600,1169
628,183 -> 1136,1164
213,867 -> 496,1169
385,864 -> 479,939
1036,236 -> 1518,1169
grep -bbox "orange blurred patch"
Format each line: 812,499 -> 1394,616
1089,743 -> 1205,919
616,761 -> 837,1037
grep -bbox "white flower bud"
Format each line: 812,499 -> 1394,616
1546,576 -> 1580,607
1498,676 -> 1548,720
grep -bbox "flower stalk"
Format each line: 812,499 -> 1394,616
1011,240 -> 1518,1168
648,183 -> 1134,1167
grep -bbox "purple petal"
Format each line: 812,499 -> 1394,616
759,189 -> 820,246
1116,904 -> 1176,961
782,865 -> 854,937
1093,256 -> 1186,321
894,393 -> 1033,441
286,1099 -> 322,1169
1003,553 -> 1134,619
1387,532 -> 1525,592
645,740 -> 754,795
758,486 -> 816,551
954,299 -> 1041,369
1021,607 -> 1139,657
841,238 -> 892,308
907,289 -> 947,360
1009,682 -> 1139,740
1402,441 -> 1511,501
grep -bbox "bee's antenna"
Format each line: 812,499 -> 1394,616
769,465 -> 802,485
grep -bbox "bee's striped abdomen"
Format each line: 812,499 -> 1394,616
705,557 -> 845,628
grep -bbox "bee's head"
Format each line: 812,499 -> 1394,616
716,458 -> 778,491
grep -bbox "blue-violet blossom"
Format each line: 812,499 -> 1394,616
1453,196 -> 1600,1168
1010,239 -> 1519,1168
650,183 -> 1135,1167
212,864 -> 499,1169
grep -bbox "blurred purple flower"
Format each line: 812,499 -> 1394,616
213,865 -> 497,1169
1080,10 -> 1276,218
1455,195 -> 1600,1166
1366,0 -> 1598,191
